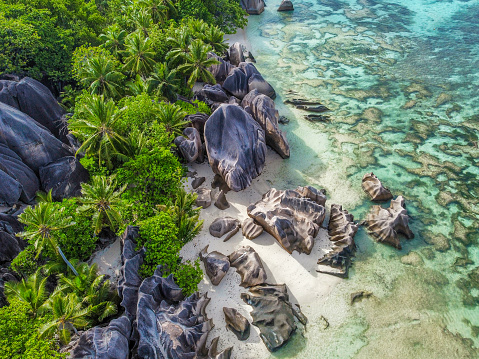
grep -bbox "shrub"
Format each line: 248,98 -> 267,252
176,100 -> 212,116
174,260 -> 203,296
10,245 -> 39,278
116,93 -> 160,134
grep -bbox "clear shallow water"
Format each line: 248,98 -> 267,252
243,0 -> 479,357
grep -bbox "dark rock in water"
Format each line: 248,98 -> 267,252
305,114 -> 331,122
284,98 -> 325,106
174,127 -> 202,162
0,102 -> 71,173
238,63 -> 276,99
223,68 -> 248,100
195,188 -> 212,209
241,283 -> 297,351
364,196 -> 414,249
223,307 -> 250,340
278,0 -> 294,11
207,53 -> 234,84
247,187 -> 326,254
240,0 -> 265,14
209,217 -> 240,241
0,77 -> 68,143
279,116 -> 290,124
205,105 -> 266,192
227,42 -> 246,66
200,245 -> 230,286
39,156 -> 89,201
242,218 -> 264,240
214,190 -> 230,210
362,172 -> 393,201
317,204 -> 358,278
201,84 -> 229,103
69,316 -> 132,359
229,246 -> 267,287
296,185 -> 327,206
350,290 -> 373,304
296,104 -> 330,112
249,94 -> 290,158
186,112 -> 209,139
192,176 -> 206,189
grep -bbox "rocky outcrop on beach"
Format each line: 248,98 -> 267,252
195,188 -> 212,208
174,127 -> 202,163
223,307 -> 251,340
242,218 -> 264,239
205,104 -> 266,191
278,0 -> 294,11
209,217 -> 241,241
364,196 -> 414,249
247,186 -> 326,254
200,246 -> 230,286
229,246 -> 268,287
240,0 -> 265,14
362,172 -> 393,201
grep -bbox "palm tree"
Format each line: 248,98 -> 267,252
202,25 -> 228,55
127,74 -> 150,96
131,8 -> 152,37
68,94 -> 126,169
122,31 -> 156,76
77,55 -> 124,98
166,28 -> 192,66
137,0 -> 176,24
4,269 -> 49,318
78,176 -> 126,234
156,103 -> 189,137
39,293 -> 91,344
170,188 -> 203,243
147,63 -> 180,101
17,203 -> 78,275
177,40 -> 219,88
115,128 -> 147,162
100,24 -> 127,58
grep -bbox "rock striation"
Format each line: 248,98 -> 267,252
200,246 -> 230,286
364,196 -> 414,249
229,246 -> 267,287
205,104 -> 266,192
247,186 -> 326,254
174,127 -> 202,162
362,172 -> 393,201
209,217 -> 240,241
242,218 -> 264,240
222,68 -> 249,100
223,307 -> 250,341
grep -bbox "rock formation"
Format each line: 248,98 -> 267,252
205,104 -> 266,192
227,42 -> 246,66
238,63 -> 276,99
247,186 -> 326,254
364,196 -> 414,249
195,188 -> 212,208
200,246 -> 230,286
223,307 -> 250,340
229,246 -> 267,287
214,190 -> 230,210
222,68 -> 248,100
361,172 -> 393,201
207,53 -> 234,84
240,0 -> 265,14
192,176 -> 206,189
278,0 -> 294,11
0,214 -> 25,267
209,217 -> 241,241
174,127 -> 202,163
242,218 -> 264,239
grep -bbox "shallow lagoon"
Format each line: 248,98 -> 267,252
241,0 -> 479,357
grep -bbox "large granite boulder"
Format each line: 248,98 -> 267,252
241,284 -> 297,351
39,156 -> 89,201
364,196 -> 414,249
201,84 -> 229,103
229,246 -> 267,287
209,217 -> 241,241
362,172 -> 393,201
205,104 -> 266,191
0,102 -> 71,173
68,317 -> 132,359
238,63 -> 276,99
222,68 -> 248,100
247,186 -> 326,254
174,127 -> 202,162
240,0 -> 265,15
207,53 -> 234,84
223,307 -> 250,340
200,245 -> 230,286
0,214 -> 25,266
0,77 -> 68,143
227,43 -> 246,66
317,204 -> 358,278
278,0 -> 294,11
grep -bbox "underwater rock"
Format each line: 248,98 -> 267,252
240,0 -> 265,14
242,218 -> 264,239
192,176 -> 206,189
39,156 -> 89,201
205,104 -> 266,192
241,283 -> 297,352
222,68 -> 248,100
247,187 -> 326,254
223,307 -> 250,340
350,290 -> 373,304
195,188 -> 212,208
214,190 -> 230,210
229,246 -> 267,287
400,252 -> 424,266
278,0 -> 294,11
278,116 -> 290,124
361,172 -> 393,201
364,196 -> 414,249
174,127 -> 202,163
200,246 -> 230,286
207,53 -> 234,84
69,316 -> 132,359
209,217 -> 240,241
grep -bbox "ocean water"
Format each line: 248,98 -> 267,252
242,0 -> 479,357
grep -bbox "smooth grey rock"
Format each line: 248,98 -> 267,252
209,217 -> 240,241
187,112 -> 209,139
207,53 -> 234,84
205,105 -> 266,192
214,190 -> 230,210
247,187 -> 326,254
202,84 -> 229,103
222,68 -> 248,100
227,43 -> 246,66
174,127 -> 202,163
229,246 -> 267,287
223,307 -> 250,340
278,0 -> 294,11
39,156 -> 89,201
361,172 -> 393,201
195,188 -> 212,208
200,245 -> 230,285
242,218 -> 263,240
0,231 -> 25,266
240,0 -> 265,15
238,63 -> 276,99
241,88 -> 261,112
192,176 -> 206,189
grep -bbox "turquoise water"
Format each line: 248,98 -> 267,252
243,0 -> 479,357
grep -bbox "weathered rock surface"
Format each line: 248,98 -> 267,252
296,185 -> 327,206
247,187 -> 326,254
205,104 -> 266,192
209,217 -> 240,241
0,214 -> 25,266
69,316 -> 132,359
200,246 -> 230,286
317,204 -> 358,278
223,307 -> 250,340
187,112 -> 209,138
242,218 -> 264,239
229,246 -> 267,287
174,127 -> 202,162
240,0 -> 265,14
227,42 -> 246,66
192,176 -> 206,189
39,156 -> 89,201
214,190 -> 230,210
207,53 -> 234,84
201,84 -> 229,103
241,284 -> 297,351
278,0 -> 294,11
222,68 -> 248,100
239,63 -> 276,99
195,188 -> 212,208
362,172 -> 393,201
364,196 -> 414,249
